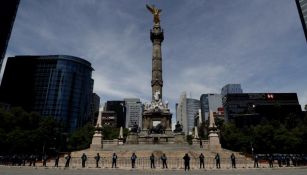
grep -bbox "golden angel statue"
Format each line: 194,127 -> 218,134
146,4 -> 162,24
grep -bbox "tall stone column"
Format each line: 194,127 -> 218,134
151,24 -> 164,100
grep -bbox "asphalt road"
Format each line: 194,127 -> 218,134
1,166 -> 307,175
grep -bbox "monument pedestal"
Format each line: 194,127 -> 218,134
139,108 -> 175,144
126,133 -> 138,144
90,132 -> 103,150
138,133 -> 175,144
209,131 -> 221,150
118,138 -> 124,145
164,129 -> 173,135
192,138 -> 200,145
174,132 -> 185,143
142,109 -> 172,130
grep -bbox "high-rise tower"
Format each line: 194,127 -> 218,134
0,0 -> 20,71
0,55 -> 94,132
296,0 -> 307,42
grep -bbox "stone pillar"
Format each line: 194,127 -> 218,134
151,24 -> 164,100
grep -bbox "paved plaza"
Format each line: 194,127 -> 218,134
1,166 -> 307,175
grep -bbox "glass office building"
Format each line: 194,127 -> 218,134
186,98 -> 200,135
176,92 -> 200,135
221,84 -> 243,97
0,55 -> 94,132
0,0 -> 20,71
105,100 -> 126,128
124,98 -> 142,128
222,93 -> 302,126
200,94 -> 222,122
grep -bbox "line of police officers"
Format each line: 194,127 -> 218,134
2,152 -> 304,169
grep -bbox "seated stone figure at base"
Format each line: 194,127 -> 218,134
130,122 -> 139,133
150,123 -> 164,134
174,121 -> 183,133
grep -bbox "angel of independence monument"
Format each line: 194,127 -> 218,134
127,5 -> 183,144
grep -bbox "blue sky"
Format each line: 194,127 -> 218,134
2,0 -> 307,119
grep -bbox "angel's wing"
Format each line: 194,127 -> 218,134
146,4 -> 154,13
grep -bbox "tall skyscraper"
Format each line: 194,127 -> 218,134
296,0 -> 307,42
186,98 -> 200,134
105,100 -> 126,128
221,84 -> 243,97
176,93 -> 187,133
200,93 -> 223,121
0,0 -> 20,71
176,92 -> 200,135
0,55 -> 94,132
124,98 -> 142,128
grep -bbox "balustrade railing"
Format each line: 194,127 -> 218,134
59,156 -> 252,169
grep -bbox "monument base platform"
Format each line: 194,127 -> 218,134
138,133 -> 175,144
126,133 -> 138,144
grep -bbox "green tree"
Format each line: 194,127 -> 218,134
0,107 -> 63,154
67,123 -> 94,150
220,123 -> 246,151
101,125 -> 120,140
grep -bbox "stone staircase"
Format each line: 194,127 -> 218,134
67,143 -> 253,169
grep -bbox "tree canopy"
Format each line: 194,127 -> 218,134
0,107 -> 96,155
220,112 -> 307,154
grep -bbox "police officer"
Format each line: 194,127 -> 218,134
183,153 -> 190,171
268,154 -> 274,168
161,153 -> 168,169
230,153 -> 236,168
131,153 -> 137,168
42,154 -> 48,167
199,153 -> 205,169
54,154 -> 59,167
94,153 -> 100,168
215,153 -> 221,169
150,153 -> 155,169
81,153 -> 87,168
65,153 -> 71,167
254,154 -> 259,168
112,153 -> 117,168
